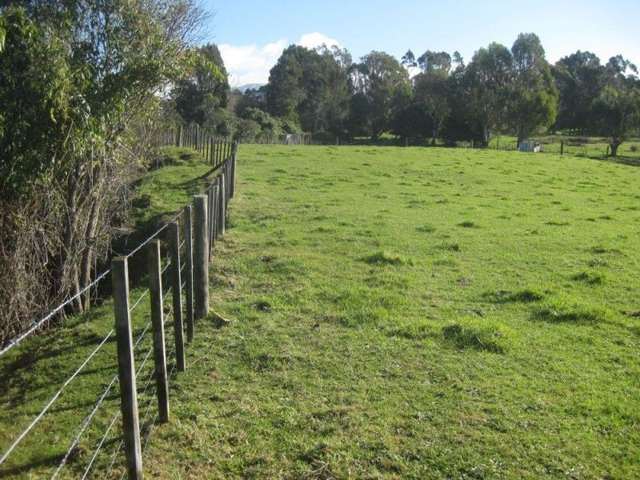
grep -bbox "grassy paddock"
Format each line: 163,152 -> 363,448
2,145 -> 639,478
140,145 -> 639,478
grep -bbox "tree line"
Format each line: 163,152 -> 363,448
177,34 -> 640,157
0,1 -> 203,342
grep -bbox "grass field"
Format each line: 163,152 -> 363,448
1,145 -> 639,478
142,145 -> 640,478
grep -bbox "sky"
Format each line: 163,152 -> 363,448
200,0 -> 640,87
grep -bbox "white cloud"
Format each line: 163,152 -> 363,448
219,39 -> 287,87
220,32 -> 342,88
297,32 -> 341,50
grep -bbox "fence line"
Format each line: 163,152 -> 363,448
0,127 -> 238,479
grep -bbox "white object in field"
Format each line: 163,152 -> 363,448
519,140 -> 543,153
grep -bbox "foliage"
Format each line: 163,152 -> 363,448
266,45 -> 352,136
172,43 -> 230,132
0,0 -> 202,339
0,7 -> 71,198
465,43 -> 513,145
507,33 -> 559,144
553,51 -> 606,134
349,51 -> 410,139
592,66 -> 640,156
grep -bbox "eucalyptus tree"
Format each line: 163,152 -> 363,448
465,43 -> 513,146
553,51 -> 605,134
507,33 -> 559,145
172,44 -> 231,132
349,51 -> 410,139
592,56 -> 640,157
267,45 -> 352,136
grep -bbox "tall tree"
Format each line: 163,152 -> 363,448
413,51 -> 453,145
507,33 -> 559,144
592,57 -> 640,157
266,45 -> 351,136
465,43 -> 512,146
349,51 -> 409,139
172,43 -> 230,131
553,51 -> 605,134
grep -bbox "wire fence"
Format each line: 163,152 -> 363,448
0,126 -> 237,479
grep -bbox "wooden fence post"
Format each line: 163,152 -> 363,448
183,206 -> 194,342
147,240 -> 169,424
219,173 -> 226,237
168,222 -> 185,372
112,257 -> 144,480
231,142 -> 238,198
193,195 -> 209,320
560,140 -> 564,156
209,183 -> 218,250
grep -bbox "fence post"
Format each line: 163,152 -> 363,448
168,222 -> 185,372
560,140 -> 564,156
219,173 -> 226,237
209,183 -> 218,250
231,142 -> 238,198
193,195 -> 209,320
147,240 -> 169,424
183,206 -> 194,342
112,257 -> 143,480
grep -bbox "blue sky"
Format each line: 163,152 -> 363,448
201,0 -> 640,87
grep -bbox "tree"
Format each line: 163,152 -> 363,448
507,33 -> 558,144
266,45 -> 351,137
465,43 -> 512,146
412,51 -> 453,145
172,43 -> 230,131
414,70 -> 450,145
592,59 -> 640,157
0,0 -> 202,339
553,51 -> 605,134
349,51 -> 409,139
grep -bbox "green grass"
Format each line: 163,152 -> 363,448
0,147 -> 216,479
488,134 -> 640,162
2,145 -> 640,478
130,147 -> 216,230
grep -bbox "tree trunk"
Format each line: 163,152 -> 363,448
482,126 -> 490,148
80,198 -> 101,310
610,138 -> 621,157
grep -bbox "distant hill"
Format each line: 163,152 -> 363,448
235,83 -> 265,93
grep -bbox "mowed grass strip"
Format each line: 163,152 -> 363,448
139,145 -> 640,479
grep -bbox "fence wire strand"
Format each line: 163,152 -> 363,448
0,269 -> 112,358
0,141 -> 236,476
0,328 -> 114,465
